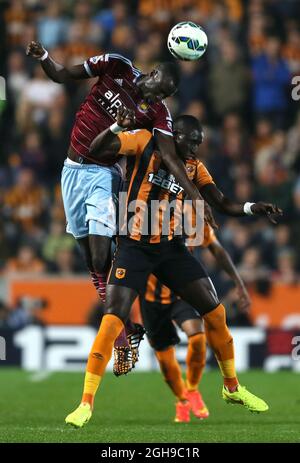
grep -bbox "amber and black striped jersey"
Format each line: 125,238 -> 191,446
144,223 -> 217,305
117,129 -> 214,244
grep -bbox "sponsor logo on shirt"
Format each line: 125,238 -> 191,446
98,90 -> 125,117
148,169 -> 184,195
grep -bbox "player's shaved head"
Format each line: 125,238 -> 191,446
136,61 -> 180,104
173,115 -> 204,160
173,115 -> 203,134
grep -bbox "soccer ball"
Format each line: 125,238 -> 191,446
167,22 -> 208,61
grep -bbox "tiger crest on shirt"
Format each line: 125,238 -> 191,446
115,268 -> 126,279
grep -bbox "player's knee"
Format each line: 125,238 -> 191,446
103,306 -> 128,324
203,303 -> 225,329
181,319 -> 204,337
91,254 -> 107,274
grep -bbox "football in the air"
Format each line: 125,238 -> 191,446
167,21 -> 208,61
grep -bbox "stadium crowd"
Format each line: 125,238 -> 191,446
0,0 -> 299,321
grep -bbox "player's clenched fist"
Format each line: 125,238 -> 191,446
26,41 -> 46,59
116,106 -> 136,130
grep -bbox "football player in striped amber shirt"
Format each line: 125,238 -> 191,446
142,205 -> 251,422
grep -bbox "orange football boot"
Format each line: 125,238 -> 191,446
174,400 -> 191,423
186,390 -> 209,419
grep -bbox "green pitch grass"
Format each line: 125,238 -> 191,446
0,369 -> 299,443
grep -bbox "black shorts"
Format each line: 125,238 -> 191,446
140,298 -> 201,351
108,237 -> 208,296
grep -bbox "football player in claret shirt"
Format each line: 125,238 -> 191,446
65,109 -> 281,428
26,41 -> 201,362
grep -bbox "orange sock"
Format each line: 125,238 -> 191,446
155,347 -> 186,401
203,304 -> 238,392
81,313 -> 124,407
186,332 -> 206,391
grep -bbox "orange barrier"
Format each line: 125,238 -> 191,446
8,276 -> 142,325
249,284 -> 300,328
7,276 -> 300,328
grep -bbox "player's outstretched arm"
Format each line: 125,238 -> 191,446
26,41 -> 89,83
89,106 -> 136,159
155,132 -> 202,202
200,183 -> 283,223
208,239 -> 251,312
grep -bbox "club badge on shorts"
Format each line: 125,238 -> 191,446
116,268 -> 126,279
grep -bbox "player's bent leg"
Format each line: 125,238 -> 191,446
80,234 -> 139,361
176,318 -> 209,419
177,278 -> 269,413
65,286 -> 137,428
203,305 -> 269,413
105,285 -> 141,376
155,347 -> 190,423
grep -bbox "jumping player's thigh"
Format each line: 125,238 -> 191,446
105,284 -> 138,323
76,235 -> 112,273
61,163 -> 89,239
85,165 -> 121,238
77,236 -> 93,270
176,278 -> 219,316
108,238 -> 156,295
88,235 -> 112,273
154,240 -> 219,316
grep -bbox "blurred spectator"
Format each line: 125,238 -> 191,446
37,1 -> 69,49
4,245 -> 45,275
3,168 -> 49,234
5,0 -> 30,46
41,108 -> 69,182
251,36 -> 291,127
5,296 -> 47,330
253,117 -> 274,151
222,223 -> 253,263
66,0 -> 104,52
282,26 -> 300,74
111,24 -> 136,60
254,130 -> 295,179
273,250 -> 298,285
209,39 -> 249,119
42,221 -> 75,265
49,248 -> 79,275
16,64 -> 66,133
7,50 -> 29,105
94,1 -> 130,39
238,247 -> 270,284
134,42 -> 158,74
255,158 -> 294,215
19,129 -> 47,178
178,61 -> 206,110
